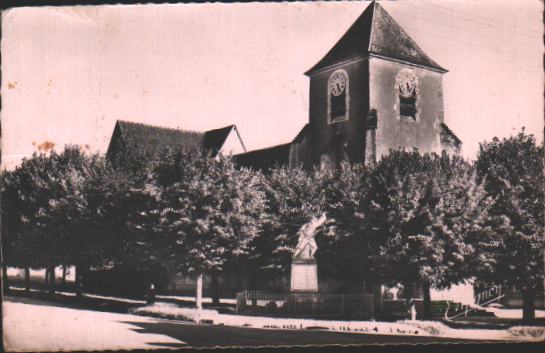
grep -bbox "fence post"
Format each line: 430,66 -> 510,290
370,294 -> 374,318
236,291 -> 241,314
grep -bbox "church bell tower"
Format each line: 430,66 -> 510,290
303,1 -> 451,167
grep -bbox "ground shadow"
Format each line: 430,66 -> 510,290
4,290 -> 142,313
119,320 -> 477,348
4,294 -> 82,309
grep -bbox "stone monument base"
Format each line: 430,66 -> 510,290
290,258 -> 318,292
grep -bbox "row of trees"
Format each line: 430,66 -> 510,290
1,131 -> 543,320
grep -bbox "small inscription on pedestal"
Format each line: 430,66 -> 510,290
290,260 -> 318,292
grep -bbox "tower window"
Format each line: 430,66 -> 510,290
396,69 -> 419,120
331,94 -> 346,119
327,70 -> 349,124
400,95 -> 417,118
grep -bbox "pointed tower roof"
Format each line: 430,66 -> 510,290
305,2 -> 446,75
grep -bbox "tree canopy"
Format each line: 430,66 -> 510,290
2,132 -> 542,320
362,150 -> 490,319
475,131 -> 544,320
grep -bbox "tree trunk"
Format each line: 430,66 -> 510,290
422,282 -> 432,320
249,268 -> 258,290
44,268 -> 49,286
61,265 -> 67,289
235,264 -> 244,292
403,280 -> 416,321
522,287 -> 536,322
211,270 -> 220,306
24,266 -> 31,292
147,283 -> 156,305
74,264 -> 83,297
2,263 -> 9,292
196,273 -> 203,310
48,265 -> 56,295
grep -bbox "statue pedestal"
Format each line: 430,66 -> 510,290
290,258 -> 318,292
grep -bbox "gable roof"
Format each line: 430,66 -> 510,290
108,120 -> 242,160
203,125 -> 247,155
305,2 -> 446,75
113,120 -> 203,155
203,125 -> 233,151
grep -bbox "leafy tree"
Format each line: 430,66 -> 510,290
2,151 -> 67,293
1,146 -> 117,295
121,171 -> 173,302
40,147 -> 122,295
251,161 -> 369,293
1,168 -> 43,292
363,150 -> 489,320
253,166 -> 321,283
475,131 -> 544,321
68,152 -> 131,296
97,140 -> 171,299
314,161 -> 370,290
2,169 -> 18,291
130,147 -> 266,308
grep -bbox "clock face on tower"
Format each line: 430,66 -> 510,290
396,69 -> 418,98
328,71 -> 347,96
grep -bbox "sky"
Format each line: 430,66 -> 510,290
1,0 -> 543,169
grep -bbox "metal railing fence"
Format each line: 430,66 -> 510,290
236,290 -> 374,319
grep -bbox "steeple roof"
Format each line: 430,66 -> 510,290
305,2 -> 446,75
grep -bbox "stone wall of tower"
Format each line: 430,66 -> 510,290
369,57 -> 444,159
307,58 -> 370,165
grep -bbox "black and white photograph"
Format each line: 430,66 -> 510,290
1,0 -> 544,350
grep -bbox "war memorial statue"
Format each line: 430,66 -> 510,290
290,213 -> 327,291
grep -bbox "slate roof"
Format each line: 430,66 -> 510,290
305,2 -> 446,75
440,122 -> 462,148
292,124 -> 310,144
234,143 -> 291,171
233,124 -> 310,171
107,120 -> 238,159
111,120 -> 203,155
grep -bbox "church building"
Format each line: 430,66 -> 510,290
101,2 -> 461,297
107,2 -> 460,172
235,1 -> 460,171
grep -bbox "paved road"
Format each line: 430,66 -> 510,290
121,319 -> 478,348
3,294 -> 490,349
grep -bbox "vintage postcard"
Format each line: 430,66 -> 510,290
1,0 -> 544,351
